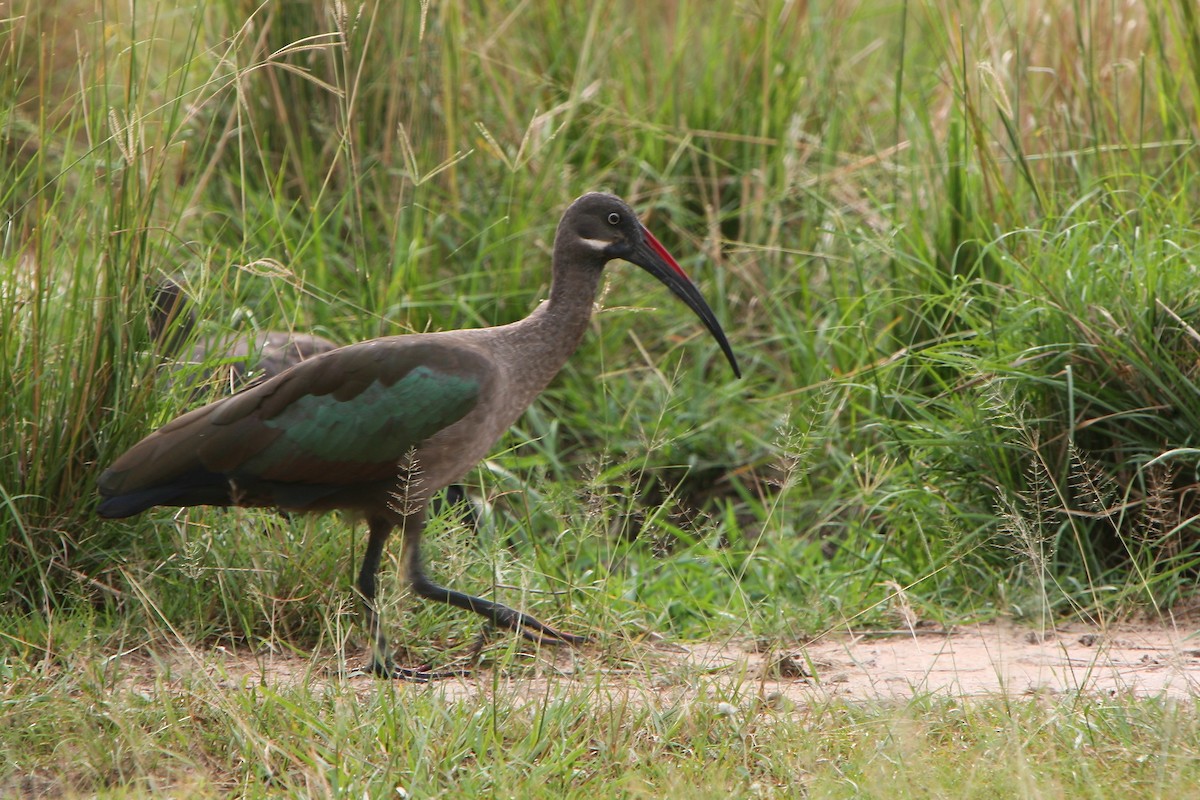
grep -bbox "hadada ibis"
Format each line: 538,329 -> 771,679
151,278 -> 481,530
97,192 -> 741,679
150,278 -> 339,392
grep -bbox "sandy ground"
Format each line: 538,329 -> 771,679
686,621 -> 1200,702
139,621 -> 1200,704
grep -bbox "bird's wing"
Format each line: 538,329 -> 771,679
98,338 -> 488,513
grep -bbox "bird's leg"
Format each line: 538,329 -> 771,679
358,514 -> 479,682
402,510 -> 588,646
357,516 -> 395,677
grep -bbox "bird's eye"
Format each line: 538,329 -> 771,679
607,212 -> 620,225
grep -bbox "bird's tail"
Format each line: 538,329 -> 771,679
97,466 -> 232,518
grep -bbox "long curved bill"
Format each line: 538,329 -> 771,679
629,224 -> 741,378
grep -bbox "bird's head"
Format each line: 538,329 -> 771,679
558,192 -> 644,262
557,192 -> 741,378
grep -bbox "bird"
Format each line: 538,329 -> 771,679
150,277 -> 482,529
97,192 -> 741,679
149,278 -> 339,393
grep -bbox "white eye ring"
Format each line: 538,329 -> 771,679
607,212 -> 620,225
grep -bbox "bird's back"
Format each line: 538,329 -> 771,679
98,334 -> 499,520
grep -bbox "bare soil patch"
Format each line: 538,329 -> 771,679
695,620 -> 1200,702
128,621 -> 1200,705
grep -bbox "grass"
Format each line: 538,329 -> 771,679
6,648 -> 1200,798
4,0 -> 1200,795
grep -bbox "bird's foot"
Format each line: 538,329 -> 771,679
368,630 -> 491,682
368,658 -> 473,682
516,624 -> 589,647
497,607 -> 588,646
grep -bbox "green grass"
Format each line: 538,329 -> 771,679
6,648 -> 1200,798
5,0 -> 1200,795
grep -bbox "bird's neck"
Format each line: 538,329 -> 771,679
545,253 -> 604,341
494,258 -> 604,397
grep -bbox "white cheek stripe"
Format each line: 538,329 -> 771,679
578,237 -> 610,251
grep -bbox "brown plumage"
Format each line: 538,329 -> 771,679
99,193 -> 740,679
150,279 -> 477,522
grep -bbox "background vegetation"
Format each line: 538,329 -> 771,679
4,0 -> 1200,795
